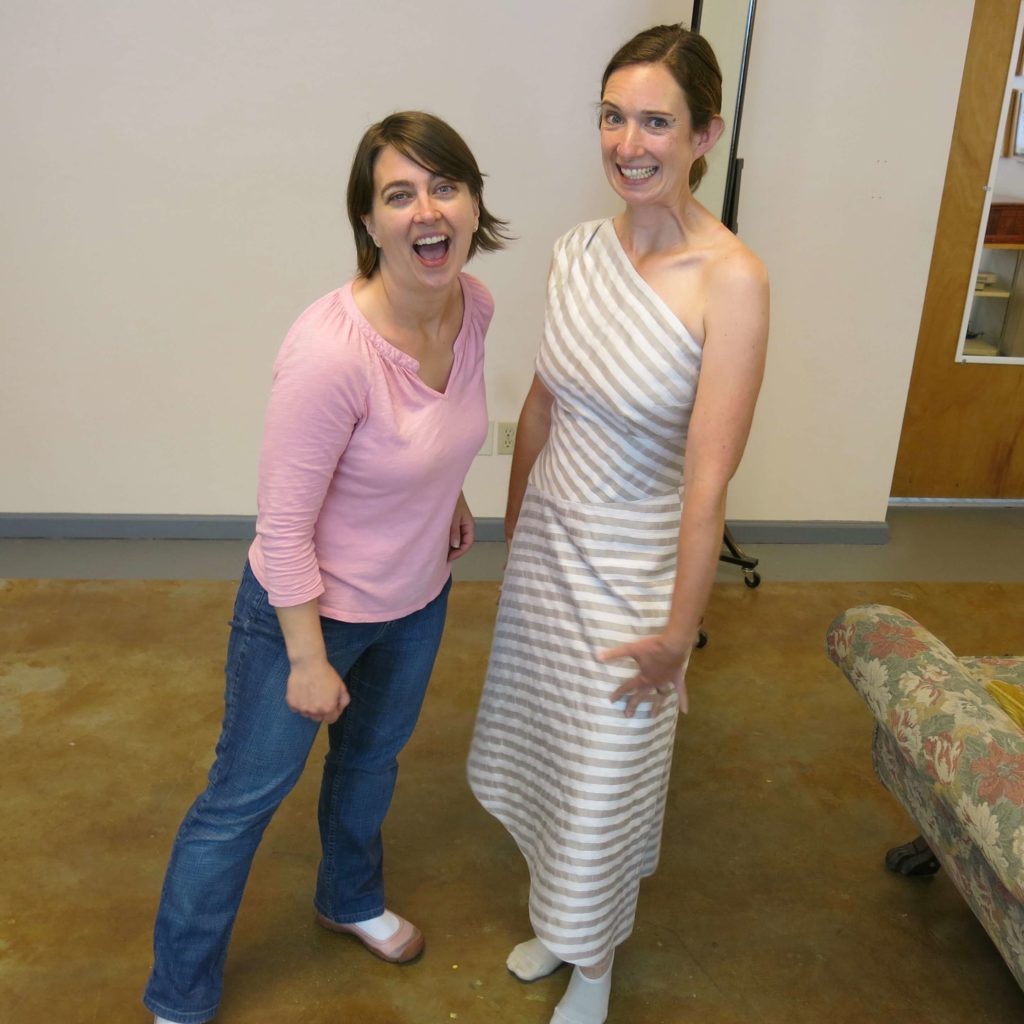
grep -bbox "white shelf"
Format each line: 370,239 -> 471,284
963,337 -> 1001,357
974,288 -> 1012,297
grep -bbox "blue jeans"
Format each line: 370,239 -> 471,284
143,563 -> 450,1023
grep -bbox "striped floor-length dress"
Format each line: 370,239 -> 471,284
467,218 -> 703,967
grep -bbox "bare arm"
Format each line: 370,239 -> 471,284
504,373 -> 555,543
604,251 -> 770,716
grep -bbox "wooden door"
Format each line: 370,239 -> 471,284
891,0 -> 1024,498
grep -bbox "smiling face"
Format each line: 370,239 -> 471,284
599,62 -> 722,209
362,145 -> 480,291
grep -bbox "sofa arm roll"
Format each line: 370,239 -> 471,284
826,603 -> 1024,898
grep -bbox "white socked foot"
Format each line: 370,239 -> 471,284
349,909 -> 401,941
550,962 -> 613,1024
507,936 -> 564,981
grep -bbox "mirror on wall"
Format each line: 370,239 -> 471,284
691,0 -> 758,231
957,3 -> 1024,364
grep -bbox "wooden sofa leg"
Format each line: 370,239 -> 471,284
884,835 -> 942,877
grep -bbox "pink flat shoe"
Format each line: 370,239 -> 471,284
316,912 -> 425,964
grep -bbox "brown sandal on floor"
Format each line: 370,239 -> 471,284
316,912 -> 425,964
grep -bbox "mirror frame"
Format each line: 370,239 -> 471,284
692,0 -> 758,232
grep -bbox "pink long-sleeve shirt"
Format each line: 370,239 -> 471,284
247,274 -> 492,622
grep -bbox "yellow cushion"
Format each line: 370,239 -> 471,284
987,680 -> 1024,730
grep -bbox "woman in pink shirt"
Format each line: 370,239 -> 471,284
145,112 -> 509,1024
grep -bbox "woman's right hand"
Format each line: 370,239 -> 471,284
285,655 -> 350,724
275,600 -> 349,723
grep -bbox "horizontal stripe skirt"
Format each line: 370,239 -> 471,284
467,484 -> 682,965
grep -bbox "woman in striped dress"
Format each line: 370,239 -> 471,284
467,24 -> 769,1024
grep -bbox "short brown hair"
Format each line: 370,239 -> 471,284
347,111 -> 511,278
601,24 -> 723,193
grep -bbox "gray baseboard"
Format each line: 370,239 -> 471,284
485,519 -> 889,545
889,497 -> 1024,508
0,514 -> 257,540
726,520 -> 888,545
0,513 -> 889,545
475,519 -> 505,543
484,519 -> 888,544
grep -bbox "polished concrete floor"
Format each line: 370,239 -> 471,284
2,510 -> 1024,1022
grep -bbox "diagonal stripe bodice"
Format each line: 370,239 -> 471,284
532,219 -> 703,505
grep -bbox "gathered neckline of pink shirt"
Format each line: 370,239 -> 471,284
340,277 -> 472,396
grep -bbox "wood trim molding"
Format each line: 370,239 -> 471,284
892,0 -> 1024,498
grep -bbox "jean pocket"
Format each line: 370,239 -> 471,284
230,562 -> 283,641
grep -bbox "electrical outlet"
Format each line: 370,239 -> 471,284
496,421 -> 517,455
478,421 -> 493,456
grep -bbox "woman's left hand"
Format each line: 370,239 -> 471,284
599,634 -> 693,718
447,491 -> 475,562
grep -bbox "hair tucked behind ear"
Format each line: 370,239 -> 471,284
601,24 -> 723,192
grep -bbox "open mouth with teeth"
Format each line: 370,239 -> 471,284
413,233 -> 451,266
618,165 -> 658,182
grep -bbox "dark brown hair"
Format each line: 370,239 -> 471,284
601,24 -> 723,192
347,111 -> 511,278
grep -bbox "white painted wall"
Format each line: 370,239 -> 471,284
995,76 -> 1024,200
0,0 -> 973,524
995,158 -> 1024,200
727,0 -> 973,522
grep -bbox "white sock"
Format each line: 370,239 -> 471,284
350,909 -> 401,941
551,961 -> 613,1024
507,936 -> 563,980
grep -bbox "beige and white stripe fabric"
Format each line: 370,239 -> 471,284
467,219 -> 703,966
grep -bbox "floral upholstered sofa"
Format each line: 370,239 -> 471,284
826,604 -> 1024,988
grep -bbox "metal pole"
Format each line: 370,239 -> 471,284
691,0 -> 703,32
722,0 -> 758,232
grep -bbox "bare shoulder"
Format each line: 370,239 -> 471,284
705,231 -> 768,298
701,230 -> 769,359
